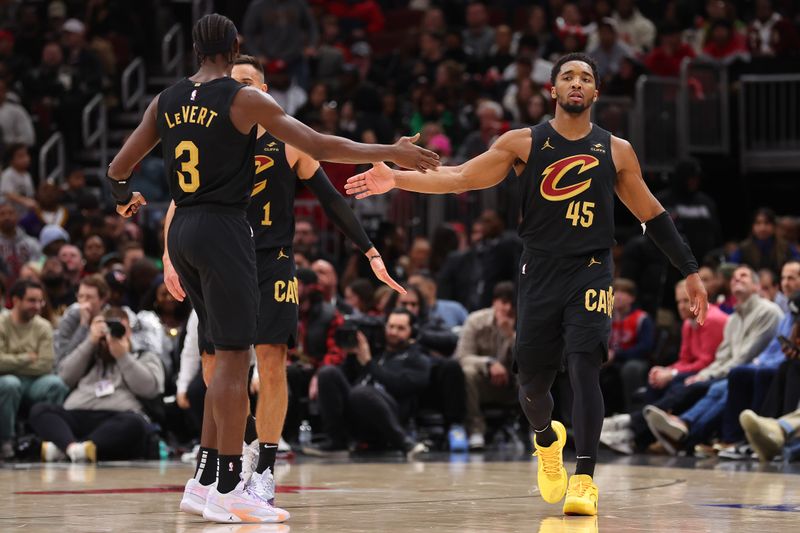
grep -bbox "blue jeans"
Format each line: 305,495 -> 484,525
722,364 -> 777,443
0,374 -> 69,440
681,379 -> 727,446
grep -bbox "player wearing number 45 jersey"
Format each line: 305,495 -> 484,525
162,55 -> 405,513
346,53 -> 709,517
106,14 -> 437,525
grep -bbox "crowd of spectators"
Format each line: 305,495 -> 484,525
0,1 -> 799,463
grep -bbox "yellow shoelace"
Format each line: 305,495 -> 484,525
534,445 -> 563,478
571,478 -> 592,497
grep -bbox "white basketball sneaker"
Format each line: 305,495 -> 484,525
180,478 -> 214,516
202,479 -> 290,523
249,469 -> 276,506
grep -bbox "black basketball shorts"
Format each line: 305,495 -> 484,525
514,248 -> 614,374
254,246 -> 298,347
168,205 -> 258,353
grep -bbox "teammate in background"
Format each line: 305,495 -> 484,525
345,52 -> 708,516
163,54 -> 405,508
107,14 -> 437,524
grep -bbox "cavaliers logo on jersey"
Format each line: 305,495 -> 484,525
540,154 -> 599,202
252,155 -> 275,197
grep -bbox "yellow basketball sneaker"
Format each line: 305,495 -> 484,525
563,474 -> 599,516
533,421 -> 568,503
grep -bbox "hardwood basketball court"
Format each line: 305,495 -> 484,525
2,454 -> 798,532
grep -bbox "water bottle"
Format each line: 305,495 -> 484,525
299,420 -> 312,447
158,440 -> 169,460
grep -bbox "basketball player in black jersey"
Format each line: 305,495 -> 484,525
107,14 -> 437,524
162,54 -> 405,509
345,53 -> 708,516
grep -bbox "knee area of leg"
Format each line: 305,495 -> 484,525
28,402 -> 52,419
316,365 -> 340,384
349,385 -> 375,402
0,375 -> 22,393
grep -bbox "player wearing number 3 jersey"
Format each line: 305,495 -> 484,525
345,53 -> 709,517
105,13 -> 438,525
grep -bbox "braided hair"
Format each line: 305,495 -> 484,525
192,13 -> 238,65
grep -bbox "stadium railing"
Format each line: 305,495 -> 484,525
38,132 -> 65,185
679,57 -> 730,156
122,57 -> 146,113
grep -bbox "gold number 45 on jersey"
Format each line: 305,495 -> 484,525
566,200 -> 595,228
176,140 -> 200,192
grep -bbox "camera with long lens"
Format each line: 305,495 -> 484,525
335,315 -> 385,354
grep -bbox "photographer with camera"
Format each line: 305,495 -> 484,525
28,307 -> 164,462
306,308 -> 431,456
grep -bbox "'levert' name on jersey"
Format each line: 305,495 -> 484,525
163,105 -> 218,129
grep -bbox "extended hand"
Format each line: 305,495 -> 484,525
163,256 -> 186,302
116,192 -> 147,218
685,272 -> 708,326
366,249 -> 406,294
391,133 -> 440,172
489,361 -> 509,387
345,162 -> 395,199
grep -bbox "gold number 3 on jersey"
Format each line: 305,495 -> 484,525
176,140 -> 200,192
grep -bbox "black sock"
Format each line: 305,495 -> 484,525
256,443 -> 278,475
533,423 -> 557,448
194,447 -> 218,486
217,455 -> 243,494
575,456 -> 595,477
244,415 -> 258,445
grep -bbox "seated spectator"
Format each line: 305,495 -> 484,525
730,208 -> 799,274
343,278 -> 376,317
759,268 -> 787,312
587,18 -> 633,83
612,0 -> 657,53
0,280 -> 68,459
312,259 -> 352,315
309,308 -> 430,455
0,80 -> 35,148
603,55 -> 644,98
644,22 -> 695,77
21,181 -> 69,238
82,235 -> 106,274
647,267 -> 797,456
0,200 -> 42,282
455,282 -> 517,450
604,265 -> 783,453
456,100 -> 506,163
386,283 -> 465,439
702,19 -> 749,60
40,256 -> 75,317
285,269 -> 344,444
54,274 -> 164,367
462,1 -> 495,61
58,244 -> 84,291
29,307 -> 165,461
644,281 -> 727,403
601,279 -> 655,414
747,0 -> 799,57
141,280 -> 192,381
408,272 -> 468,329
38,224 -> 70,257
60,167 -> 89,211
1,144 -> 36,215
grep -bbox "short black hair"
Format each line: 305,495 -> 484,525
387,307 -> 417,332
10,279 -> 43,300
234,54 -> 265,81
550,53 -> 600,87
192,13 -> 238,64
492,281 -> 516,304
3,143 -> 27,167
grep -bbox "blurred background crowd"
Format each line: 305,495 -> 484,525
0,0 -> 799,464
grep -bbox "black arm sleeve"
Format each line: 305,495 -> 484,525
645,211 -> 699,278
304,168 -> 374,253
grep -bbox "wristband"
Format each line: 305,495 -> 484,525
368,254 -> 382,263
107,172 -> 132,205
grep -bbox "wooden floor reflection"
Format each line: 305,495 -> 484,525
2,455 -> 798,532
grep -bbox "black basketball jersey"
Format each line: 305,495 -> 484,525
247,132 -> 298,250
156,77 -> 256,210
517,121 -> 617,255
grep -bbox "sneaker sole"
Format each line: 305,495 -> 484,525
179,493 -> 206,516
644,414 -> 677,456
202,502 -> 290,524
644,407 -> 687,443
563,499 -> 598,516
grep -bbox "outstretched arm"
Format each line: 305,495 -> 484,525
234,88 -> 439,172
613,136 -> 708,325
107,95 -> 160,217
162,200 -> 185,302
289,145 -> 405,294
345,128 -> 531,198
